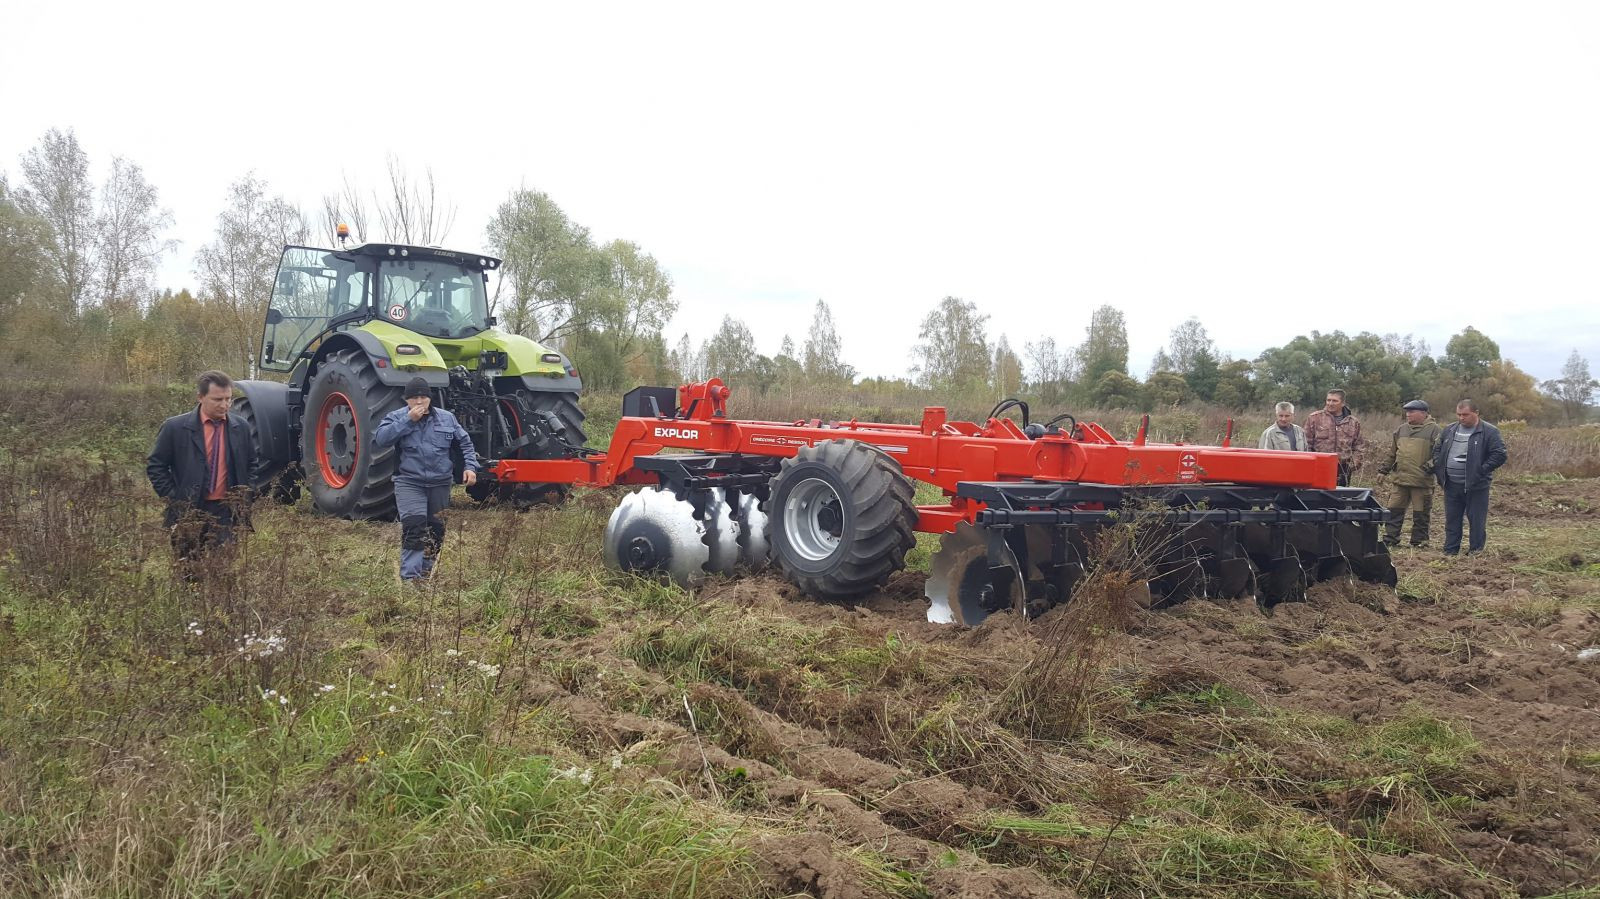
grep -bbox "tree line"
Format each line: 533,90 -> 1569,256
0,129 -> 681,393
0,127 -> 1593,424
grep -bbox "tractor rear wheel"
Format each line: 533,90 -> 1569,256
516,388 -> 587,448
471,388 -> 586,507
768,439 -> 916,600
301,349 -> 405,519
232,389 -> 300,505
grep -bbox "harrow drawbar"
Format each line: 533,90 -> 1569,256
486,380 -> 1396,624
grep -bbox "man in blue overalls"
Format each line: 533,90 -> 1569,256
374,377 -> 481,581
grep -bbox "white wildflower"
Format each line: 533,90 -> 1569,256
319,684 -> 336,693
554,765 -> 594,786
388,705 -> 398,713
279,695 -> 289,706
239,631 -> 286,659
610,754 -> 623,771
445,648 -> 460,657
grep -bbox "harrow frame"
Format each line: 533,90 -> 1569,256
486,379 -> 1394,619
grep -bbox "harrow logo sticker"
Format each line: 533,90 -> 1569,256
1178,451 -> 1199,482
653,426 -> 700,440
751,435 -> 810,448
387,304 -> 407,321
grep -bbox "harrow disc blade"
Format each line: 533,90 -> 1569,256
1338,522 -> 1398,588
602,487 -> 711,588
704,489 -> 741,577
1353,542 -> 1398,587
733,492 -> 771,570
1259,556 -> 1308,604
926,521 -> 1024,626
1022,524 -> 1086,613
1150,524 -> 1214,606
1214,554 -> 1257,599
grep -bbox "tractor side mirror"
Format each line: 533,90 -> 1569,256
265,307 -> 284,325
263,341 -> 276,362
486,315 -> 497,327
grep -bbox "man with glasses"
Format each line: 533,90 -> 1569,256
147,370 -> 258,574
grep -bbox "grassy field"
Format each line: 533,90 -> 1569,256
2,384 -> 1598,898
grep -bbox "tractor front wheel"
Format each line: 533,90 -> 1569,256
301,349 -> 404,519
768,439 -> 916,600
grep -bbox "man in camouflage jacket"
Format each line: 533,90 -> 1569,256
1304,388 -> 1365,487
1376,399 -> 1442,546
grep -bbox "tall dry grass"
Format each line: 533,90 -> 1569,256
1502,425 -> 1600,478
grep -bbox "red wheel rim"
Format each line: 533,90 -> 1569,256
500,398 -> 524,440
316,391 -> 358,488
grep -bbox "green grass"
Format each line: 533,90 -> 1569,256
1395,570 -> 1450,603
0,450 -> 760,897
975,785 -> 1366,898
2,649 -> 756,896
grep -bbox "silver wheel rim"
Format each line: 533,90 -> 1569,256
784,477 -> 844,562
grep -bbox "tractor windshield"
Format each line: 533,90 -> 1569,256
260,247 -> 369,373
377,259 -> 490,339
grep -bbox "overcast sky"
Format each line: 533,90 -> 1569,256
2,1 -> 1596,383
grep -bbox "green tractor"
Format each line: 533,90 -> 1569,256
234,241 -> 585,519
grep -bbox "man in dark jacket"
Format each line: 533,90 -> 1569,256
374,377 -> 481,581
1432,399 -> 1508,555
1377,399 -> 1443,547
147,370 -> 258,571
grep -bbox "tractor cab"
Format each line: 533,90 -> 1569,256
260,244 -> 500,372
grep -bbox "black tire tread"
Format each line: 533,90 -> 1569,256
302,349 -> 404,520
469,387 -> 587,507
233,392 -> 302,505
517,389 -> 588,449
771,439 -> 917,600
231,391 -> 282,494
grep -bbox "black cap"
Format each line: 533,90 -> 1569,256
1402,399 -> 1428,412
404,377 -> 431,399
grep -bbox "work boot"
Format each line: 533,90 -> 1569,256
1411,512 -> 1430,547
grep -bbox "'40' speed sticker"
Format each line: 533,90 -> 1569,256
388,304 -> 407,321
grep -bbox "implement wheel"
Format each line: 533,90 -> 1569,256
769,439 -> 916,600
301,349 -> 404,519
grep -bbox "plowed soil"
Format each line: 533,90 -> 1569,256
498,479 -> 1600,897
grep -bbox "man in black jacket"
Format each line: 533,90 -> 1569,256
147,371 -> 258,571
1432,398 -> 1508,555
